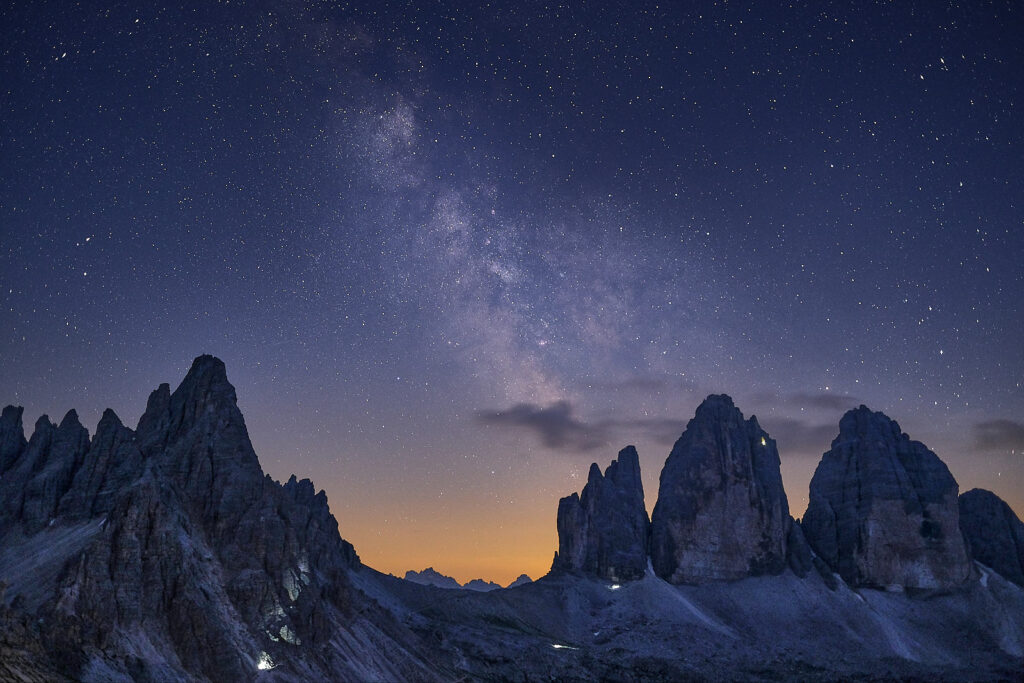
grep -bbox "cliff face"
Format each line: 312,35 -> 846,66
649,395 -> 790,584
959,488 -> 1024,586
802,406 -> 972,590
552,446 -> 650,581
0,356 -> 440,682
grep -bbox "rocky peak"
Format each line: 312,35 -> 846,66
463,578 -> 501,592
507,573 -> 533,588
28,414 -> 56,449
168,355 -> 236,426
0,409 -> 91,531
58,408 -> 143,519
135,356 -> 265,539
0,405 -> 26,473
404,567 -> 462,589
692,393 -> 740,421
552,445 -> 649,581
802,406 -> 971,589
0,355 -> 371,680
96,407 -> 123,433
958,488 -> 1024,586
135,382 -> 170,454
650,394 -> 790,584
58,409 -> 83,432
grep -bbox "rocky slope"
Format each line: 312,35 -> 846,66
0,356 -> 447,681
802,406 -> 972,590
552,446 -> 650,581
959,488 -> 1024,586
650,395 -> 790,584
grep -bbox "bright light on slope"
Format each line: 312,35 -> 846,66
257,651 -> 276,670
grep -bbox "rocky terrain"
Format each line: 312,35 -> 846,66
1,356 -> 1022,681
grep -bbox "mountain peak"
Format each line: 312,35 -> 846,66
958,488 -> 1024,586
693,393 -> 737,420
1,404 -> 24,425
0,405 -> 27,473
651,395 -> 789,584
803,408 -> 970,589
59,409 -> 83,431
836,405 -> 902,443
172,355 -> 236,413
185,353 -> 229,382
97,408 -> 123,431
553,445 -> 649,581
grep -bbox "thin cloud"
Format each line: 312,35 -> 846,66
758,417 -> 837,457
784,392 -> 861,412
477,401 -> 609,452
973,419 -> 1024,452
476,402 -> 686,453
614,417 -> 685,446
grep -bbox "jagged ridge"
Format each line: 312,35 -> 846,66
0,356 -> 442,681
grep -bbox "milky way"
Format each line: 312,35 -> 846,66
1,1 -> 1021,583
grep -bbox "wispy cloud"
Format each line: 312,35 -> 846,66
783,391 -> 861,412
756,416 -> 836,457
477,401 -> 608,452
973,419 -> 1024,452
477,400 -> 685,453
751,391 -> 861,413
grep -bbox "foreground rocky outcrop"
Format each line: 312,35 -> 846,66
650,395 -> 790,584
551,446 -> 649,581
0,356 -> 444,681
960,488 -> 1024,586
802,406 -> 972,590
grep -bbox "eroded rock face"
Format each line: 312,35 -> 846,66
649,395 -> 790,584
802,406 -> 971,590
0,356 -> 400,681
959,488 -> 1024,586
552,446 -> 649,581
0,406 -> 27,474
0,410 -> 91,533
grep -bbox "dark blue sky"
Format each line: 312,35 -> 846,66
2,0 -> 1021,583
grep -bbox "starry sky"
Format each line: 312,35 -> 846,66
2,1 -> 1022,585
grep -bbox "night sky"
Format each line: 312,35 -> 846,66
2,1 -> 1022,585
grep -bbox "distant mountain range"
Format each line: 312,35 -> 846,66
402,567 -> 531,591
1,355 -> 1021,681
